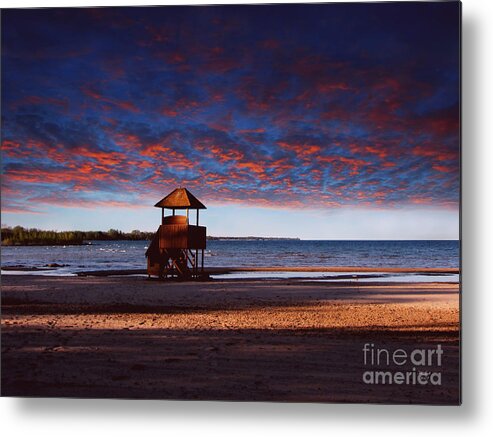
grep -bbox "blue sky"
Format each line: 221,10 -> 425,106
1,3 -> 460,238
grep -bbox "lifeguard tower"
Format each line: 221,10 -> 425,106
145,188 -> 207,279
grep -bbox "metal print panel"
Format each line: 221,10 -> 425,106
1,1 -> 461,404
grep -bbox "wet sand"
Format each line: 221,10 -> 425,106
73,266 -> 459,276
1,275 -> 460,404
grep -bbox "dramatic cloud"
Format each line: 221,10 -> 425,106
1,3 -> 460,215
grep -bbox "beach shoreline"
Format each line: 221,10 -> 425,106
1,265 -> 460,276
1,274 -> 460,403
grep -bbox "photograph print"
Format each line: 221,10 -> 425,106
1,1 -> 460,404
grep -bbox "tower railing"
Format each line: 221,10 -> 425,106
146,223 -> 206,280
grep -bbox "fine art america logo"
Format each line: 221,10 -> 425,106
362,343 -> 443,386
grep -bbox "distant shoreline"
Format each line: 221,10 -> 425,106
2,242 -> 89,247
1,236 -> 301,246
1,226 -> 154,246
1,237 -> 459,246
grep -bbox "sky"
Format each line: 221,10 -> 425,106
1,2 -> 460,239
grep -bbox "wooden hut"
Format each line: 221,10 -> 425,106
145,188 -> 206,279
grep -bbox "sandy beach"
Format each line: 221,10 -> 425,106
1,274 -> 460,404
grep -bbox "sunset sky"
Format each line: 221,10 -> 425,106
1,2 -> 460,239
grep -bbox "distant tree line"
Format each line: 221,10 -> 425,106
1,226 -> 155,246
1,226 -> 302,246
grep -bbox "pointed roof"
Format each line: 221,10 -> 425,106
154,187 -> 206,209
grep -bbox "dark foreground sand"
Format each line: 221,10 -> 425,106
1,275 -> 460,404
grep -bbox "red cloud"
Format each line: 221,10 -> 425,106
161,98 -> 200,117
82,86 -> 140,113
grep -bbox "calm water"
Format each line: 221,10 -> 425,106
1,240 -> 459,276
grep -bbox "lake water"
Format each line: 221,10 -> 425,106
1,240 -> 459,280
